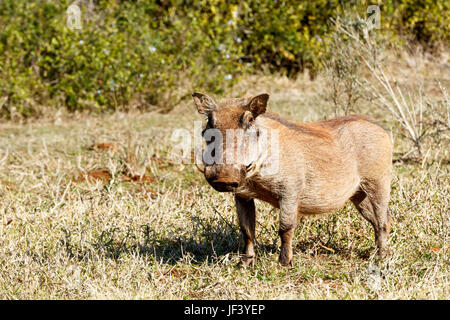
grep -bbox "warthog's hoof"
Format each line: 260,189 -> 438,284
239,255 -> 255,269
279,252 -> 293,266
377,248 -> 391,260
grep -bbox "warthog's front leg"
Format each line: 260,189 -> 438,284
235,195 -> 256,268
279,199 -> 298,266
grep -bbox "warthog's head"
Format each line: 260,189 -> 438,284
192,92 -> 269,192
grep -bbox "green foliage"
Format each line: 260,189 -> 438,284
0,0 -> 245,118
0,0 -> 447,118
388,0 -> 450,46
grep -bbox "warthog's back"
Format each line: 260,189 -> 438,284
259,115 -> 392,214
319,116 -> 393,182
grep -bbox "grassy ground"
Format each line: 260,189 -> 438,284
0,51 -> 448,299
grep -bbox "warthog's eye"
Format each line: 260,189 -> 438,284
241,111 -> 254,129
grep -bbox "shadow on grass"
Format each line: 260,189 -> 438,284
61,217 -> 256,265
60,216 -> 375,265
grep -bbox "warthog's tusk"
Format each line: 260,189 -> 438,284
246,158 -> 263,179
195,161 -> 205,173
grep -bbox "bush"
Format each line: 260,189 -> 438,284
0,0 -> 246,118
0,0 -> 447,119
390,0 -> 450,46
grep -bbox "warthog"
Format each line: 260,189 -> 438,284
193,92 -> 392,267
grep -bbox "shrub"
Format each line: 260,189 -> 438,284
390,0 -> 450,47
0,0 -> 246,118
0,0 -> 447,119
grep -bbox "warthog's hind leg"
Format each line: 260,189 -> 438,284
351,181 -> 391,258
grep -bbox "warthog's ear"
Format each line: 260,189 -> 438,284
247,93 -> 269,117
192,92 -> 217,115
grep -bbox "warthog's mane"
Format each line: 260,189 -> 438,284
260,114 -> 372,140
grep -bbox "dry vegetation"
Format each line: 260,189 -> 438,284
0,48 -> 448,299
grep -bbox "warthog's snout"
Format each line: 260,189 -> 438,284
208,179 -> 239,192
204,165 -> 243,192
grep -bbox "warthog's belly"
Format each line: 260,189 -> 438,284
298,175 -> 361,215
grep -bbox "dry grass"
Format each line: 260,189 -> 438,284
0,49 -> 448,299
